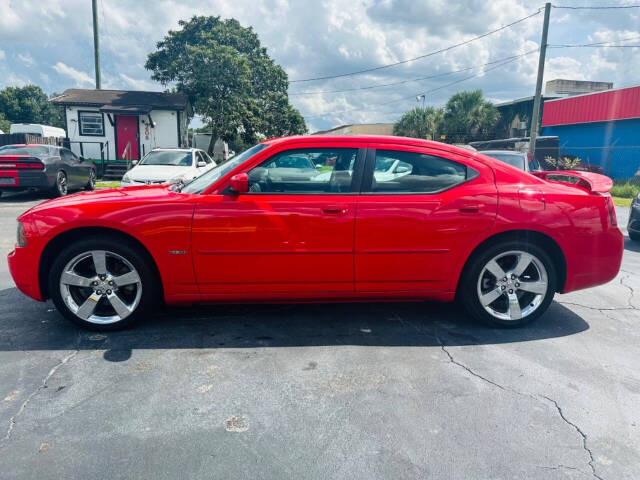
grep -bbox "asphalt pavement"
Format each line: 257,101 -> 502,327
0,190 -> 639,479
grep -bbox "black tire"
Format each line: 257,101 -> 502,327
51,170 -> 68,197
459,240 -> 557,328
629,230 -> 640,242
48,236 -> 158,331
85,169 -> 96,191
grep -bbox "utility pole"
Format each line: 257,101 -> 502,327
528,2 -> 551,157
92,0 -> 101,89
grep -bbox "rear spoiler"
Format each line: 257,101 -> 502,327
531,170 -> 613,194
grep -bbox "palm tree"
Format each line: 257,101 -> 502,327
394,106 -> 443,140
442,90 -> 500,143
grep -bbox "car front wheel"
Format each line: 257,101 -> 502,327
49,236 -> 157,330
460,241 -> 557,327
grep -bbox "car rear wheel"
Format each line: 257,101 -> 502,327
49,237 -> 157,330
460,241 -> 557,327
85,169 -> 96,191
51,170 -> 68,197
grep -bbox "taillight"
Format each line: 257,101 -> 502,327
16,222 -> 27,247
603,195 -> 617,226
0,161 -> 44,170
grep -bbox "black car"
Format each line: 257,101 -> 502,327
0,144 -> 96,197
628,194 -> 640,242
479,150 -> 542,172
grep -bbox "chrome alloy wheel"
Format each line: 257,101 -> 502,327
57,171 -> 68,196
476,250 -> 548,321
59,250 -> 142,325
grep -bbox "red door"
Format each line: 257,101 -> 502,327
191,143 -> 365,298
116,115 -> 139,160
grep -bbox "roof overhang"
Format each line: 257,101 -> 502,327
99,105 -> 152,115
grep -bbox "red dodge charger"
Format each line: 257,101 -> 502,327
8,135 -> 623,330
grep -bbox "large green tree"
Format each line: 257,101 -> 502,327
441,90 -> 500,143
0,85 -> 65,129
145,16 -> 306,145
394,106 -> 443,140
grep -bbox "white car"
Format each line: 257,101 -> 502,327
121,148 -> 216,187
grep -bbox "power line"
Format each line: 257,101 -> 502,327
303,52 -> 534,119
548,35 -> 640,48
552,4 -> 640,9
289,50 -> 539,96
289,9 -> 542,83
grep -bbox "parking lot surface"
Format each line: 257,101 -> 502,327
1,191 -> 639,479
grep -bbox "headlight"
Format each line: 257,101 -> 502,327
121,174 -> 131,183
16,222 -> 27,247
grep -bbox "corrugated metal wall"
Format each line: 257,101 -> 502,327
542,118 -> 640,178
542,86 -> 640,126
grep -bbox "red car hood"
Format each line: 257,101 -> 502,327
21,185 -> 175,218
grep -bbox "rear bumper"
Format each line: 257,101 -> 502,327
562,227 -> 624,293
8,246 -> 44,301
0,170 -> 54,190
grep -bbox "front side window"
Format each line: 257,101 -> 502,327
370,150 -> 471,193
247,148 -> 359,194
78,111 -> 104,136
180,143 -> 267,194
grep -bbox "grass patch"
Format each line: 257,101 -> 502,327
96,180 -> 121,189
612,196 -> 633,208
611,179 -> 640,198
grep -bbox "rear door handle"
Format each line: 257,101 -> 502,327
322,205 -> 348,215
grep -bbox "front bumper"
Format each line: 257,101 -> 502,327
0,170 -> 54,190
8,246 -> 44,301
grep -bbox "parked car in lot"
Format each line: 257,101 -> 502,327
120,148 -> 215,186
0,144 -> 96,197
8,135 -> 623,331
628,194 -> 640,241
479,150 -> 542,172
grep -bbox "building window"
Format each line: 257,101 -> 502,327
78,111 -> 104,136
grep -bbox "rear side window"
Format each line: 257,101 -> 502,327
370,150 -> 473,193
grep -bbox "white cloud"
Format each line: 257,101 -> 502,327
53,62 -> 94,87
118,73 -> 157,91
18,53 -> 35,67
544,57 -> 586,83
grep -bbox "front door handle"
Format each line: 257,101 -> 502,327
322,205 -> 348,215
460,204 -> 480,213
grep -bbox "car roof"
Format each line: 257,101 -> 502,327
479,150 -> 525,156
150,148 -> 195,152
262,135 -> 478,157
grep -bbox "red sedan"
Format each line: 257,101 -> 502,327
8,135 -> 623,330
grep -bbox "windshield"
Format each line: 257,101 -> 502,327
180,143 -> 268,194
0,145 -> 54,156
484,152 -> 525,170
140,150 -> 193,166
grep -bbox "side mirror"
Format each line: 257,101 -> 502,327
131,159 -> 139,166
229,173 -> 249,194
197,161 -> 207,168
79,155 -> 85,162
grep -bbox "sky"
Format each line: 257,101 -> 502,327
0,0 -> 639,132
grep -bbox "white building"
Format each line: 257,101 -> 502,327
51,89 -> 191,161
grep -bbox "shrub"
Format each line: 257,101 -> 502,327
611,180 -> 639,198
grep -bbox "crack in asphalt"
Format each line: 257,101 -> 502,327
619,275 -> 638,310
1,348 -> 79,449
540,396 -> 604,480
434,328 -> 606,480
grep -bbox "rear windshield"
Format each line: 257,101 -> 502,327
0,145 -> 54,156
